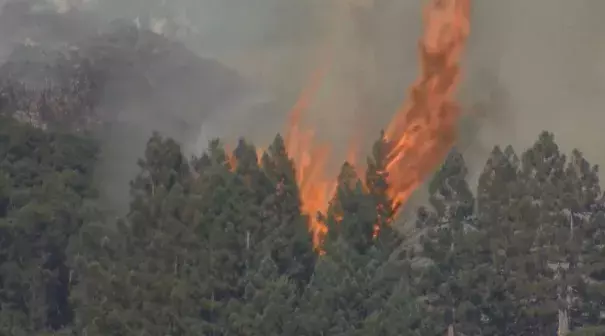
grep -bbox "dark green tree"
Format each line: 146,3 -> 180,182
191,138 -> 264,334
0,117 -> 99,334
417,148 -> 482,335
71,133 -> 203,335
298,162 -> 373,335
512,132 -> 568,335
574,209 -> 605,334
227,255 -> 299,336
558,150 -> 604,333
474,145 -> 523,335
365,133 -> 401,260
258,134 -> 316,288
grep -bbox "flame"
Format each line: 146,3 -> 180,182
224,0 -> 471,250
384,0 -> 470,210
283,0 -> 470,247
284,63 -> 335,247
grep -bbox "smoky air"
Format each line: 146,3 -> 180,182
1,0 -> 604,218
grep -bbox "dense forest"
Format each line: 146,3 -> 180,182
0,110 -> 603,336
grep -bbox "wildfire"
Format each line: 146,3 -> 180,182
284,64 -> 335,247
225,0 -> 471,249
383,0 -> 470,208
283,0 -> 471,247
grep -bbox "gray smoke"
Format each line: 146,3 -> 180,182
2,0 -> 604,216
462,0 -> 605,182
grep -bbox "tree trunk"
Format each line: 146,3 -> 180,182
558,308 -> 569,336
447,324 -> 454,336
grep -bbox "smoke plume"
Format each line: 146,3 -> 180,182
463,0 -> 605,181
3,0 -> 605,215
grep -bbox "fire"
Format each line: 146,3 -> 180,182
284,64 -> 335,247
383,0 -> 470,210
283,0 -> 471,246
224,0 -> 470,249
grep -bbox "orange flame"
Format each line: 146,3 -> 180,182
384,0 -> 470,210
284,63 -> 335,247
226,0 -> 471,250
284,0 -> 470,248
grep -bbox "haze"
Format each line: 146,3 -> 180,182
2,0 -> 605,210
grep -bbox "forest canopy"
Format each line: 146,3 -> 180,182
0,110 -> 603,335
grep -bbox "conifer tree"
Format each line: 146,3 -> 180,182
365,133 -> 401,260
226,136 -> 304,335
259,134 -> 316,287
301,160 -> 420,335
475,145 -> 523,335
71,133 -> 203,335
323,162 -> 376,254
299,162 -> 373,335
0,118 -> 99,334
575,209 -> 605,334
191,138 -> 256,334
558,150 -> 603,333
227,256 -> 299,336
417,148 -> 481,335
512,132 -> 568,335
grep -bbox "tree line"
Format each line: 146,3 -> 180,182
0,115 -> 603,335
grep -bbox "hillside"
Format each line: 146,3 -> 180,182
0,2 -> 248,210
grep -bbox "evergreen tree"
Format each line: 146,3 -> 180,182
301,160 -> 419,335
561,150 -> 604,333
365,133 -> 401,260
575,209 -> 605,334
228,256 -> 299,336
225,136 -> 308,335
323,162 -> 376,255
475,145 -> 523,335
71,133 -> 203,335
0,117 -> 98,334
191,138 -> 264,334
511,132 -> 568,335
259,134 -> 316,288
299,163 -> 374,335
417,148 -> 481,335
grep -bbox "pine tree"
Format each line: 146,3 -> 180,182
298,241 -> 368,336
0,118 -> 99,334
475,145 -> 523,335
191,138 -> 265,334
357,133 -> 422,334
227,256 -> 299,336
301,160 -> 420,335
298,162 -> 374,335
575,209 -> 605,334
233,138 -> 271,201
561,150 -> 604,333
71,133 -> 203,335
259,134 -> 316,288
512,132 -> 568,335
365,133 -> 401,260
225,135 -> 309,335
417,148 -> 482,335
323,162 -> 376,255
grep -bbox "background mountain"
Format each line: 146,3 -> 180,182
0,0 -> 249,212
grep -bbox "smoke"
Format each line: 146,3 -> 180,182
29,0 -> 429,164
462,0 -> 605,182
3,0 -> 603,215
76,0 -> 428,169
71,0 -> 330,151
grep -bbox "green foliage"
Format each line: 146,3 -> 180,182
0,116 -> 99,334
1,112 -> 605,335
259,134 -> 316,288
